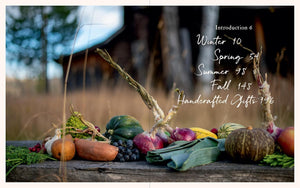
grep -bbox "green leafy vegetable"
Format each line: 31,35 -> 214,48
6,145 -> 56,176
65,112 -> 88,138
146,137 -> 226,171
260,152 -> 294,168
65,112 -> 104,141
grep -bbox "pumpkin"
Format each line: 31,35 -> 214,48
104,115 -> 144,142
218,123 -> 245,139
225,126 -> 275,162
51,134 -> 76,161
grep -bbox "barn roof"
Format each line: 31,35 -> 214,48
55,26 -> 127,65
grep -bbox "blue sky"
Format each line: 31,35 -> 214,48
6,6 -> 124,79
74,6 -> 124,53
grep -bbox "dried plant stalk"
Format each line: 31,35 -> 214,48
224,35 -> 282,139
253,48 -> 273,122
96,49 -> 164,122
95,48 -> 183,133
252,48 -> 282,139
162,89 -> 184,125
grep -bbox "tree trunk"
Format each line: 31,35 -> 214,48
196,6 -> 220,95
131,12 -> 150,86
179,28 -> 193,82
41,7 -> 49,93
160,7 -> 193,94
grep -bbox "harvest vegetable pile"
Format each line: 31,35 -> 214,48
6,49 -> 294,176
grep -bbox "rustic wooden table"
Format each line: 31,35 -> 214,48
6,141 -> 294,182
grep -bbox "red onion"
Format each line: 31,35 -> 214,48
266,121 -> 283,140
171,127 -> 196,141
156,129 -> 175,146
133,131 -> 164,154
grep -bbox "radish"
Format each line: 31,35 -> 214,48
210,128 -> 218,134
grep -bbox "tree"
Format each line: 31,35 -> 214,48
196,6 -> 220,95
6,6 -> 78,93
160,6 -> 193,94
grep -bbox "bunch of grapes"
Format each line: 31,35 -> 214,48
112,139 -> 140,162
29,142 -> 46,153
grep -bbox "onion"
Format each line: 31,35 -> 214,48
156,129 -> 175,146
171,127 -> 196,141
133,131 -> 164,154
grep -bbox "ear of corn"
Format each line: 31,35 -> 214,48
189,127 -> 217,139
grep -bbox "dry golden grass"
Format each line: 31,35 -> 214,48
6,74 -> 294,141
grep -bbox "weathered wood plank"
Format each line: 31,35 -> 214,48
6,141 -> 294,182
6,159 -> 294,182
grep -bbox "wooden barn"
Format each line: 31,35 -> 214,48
56,6 -> 294,93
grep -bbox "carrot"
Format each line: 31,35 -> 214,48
74,139 -> 118,161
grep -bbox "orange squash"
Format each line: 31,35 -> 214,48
51,134 -> 75,161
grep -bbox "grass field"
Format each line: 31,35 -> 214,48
6,74 -> 294,141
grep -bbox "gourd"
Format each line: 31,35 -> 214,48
190,127 -> 217,139
51,134 -> 75,161
104,115 -> 144,142
218,123 -> 245,139
225,126 -> 275,162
